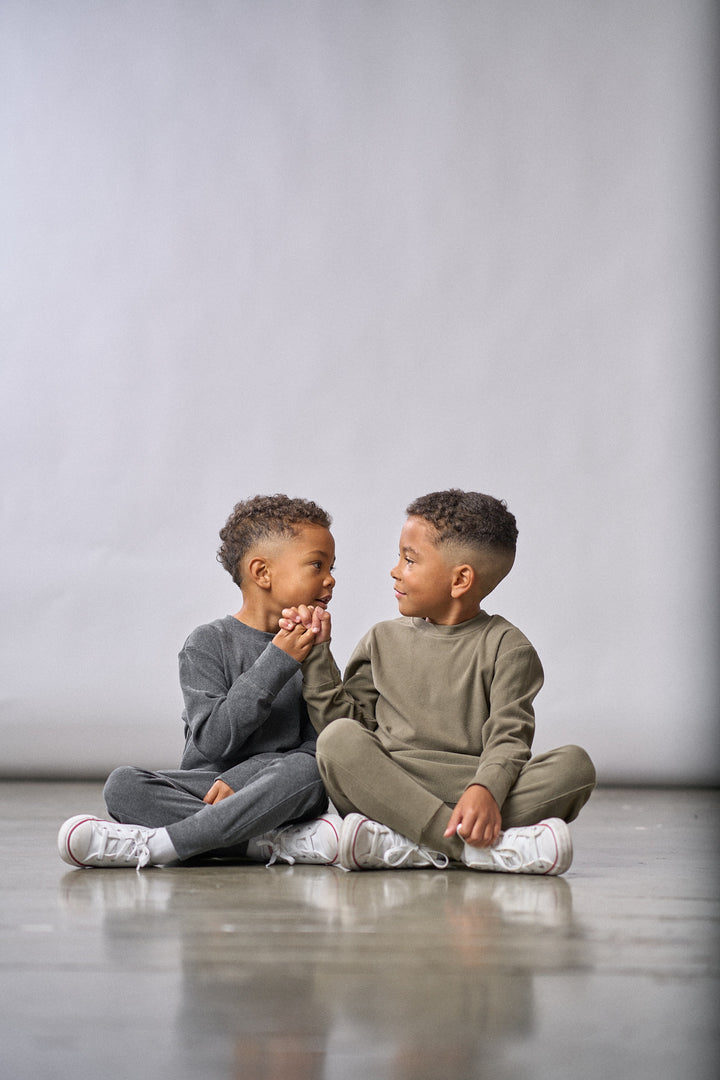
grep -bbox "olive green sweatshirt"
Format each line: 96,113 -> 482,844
300,611 -> 544,808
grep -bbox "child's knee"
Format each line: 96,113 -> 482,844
103,765 -> 141,818
563,744 -> 596,790
316,717 -> 368,767
553,745 -> 597,821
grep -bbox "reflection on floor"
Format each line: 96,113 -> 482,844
1,783 -> 718,1079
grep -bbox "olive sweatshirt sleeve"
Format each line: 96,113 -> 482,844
470,639 -> 543,807
299,637 -> 379,733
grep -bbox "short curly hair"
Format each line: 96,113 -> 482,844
406,489 -> 517,553
217,494 -> 332,588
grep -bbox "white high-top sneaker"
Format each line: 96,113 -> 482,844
58,815 -> 154,871
460,818 -> 572,876
339,813 -> 450,870
247,814 -> 344,866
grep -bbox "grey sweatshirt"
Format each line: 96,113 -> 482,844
178,616 -> 317,786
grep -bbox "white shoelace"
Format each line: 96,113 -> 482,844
382,842 -> 449,869
260,826 -> 306,866
259,818 -> 339,867
92,823 -> 152,873
492,825 -> 549,872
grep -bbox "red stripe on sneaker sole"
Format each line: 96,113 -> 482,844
65,816 -> 98,868
319,816 -> 340,865
541,823 -> 559,874
350,816 -> 369,869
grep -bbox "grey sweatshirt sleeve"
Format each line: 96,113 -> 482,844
179,639 -> 301,764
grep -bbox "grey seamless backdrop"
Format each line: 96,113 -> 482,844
2,1 -> 717,783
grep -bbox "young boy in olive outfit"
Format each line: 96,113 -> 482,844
283,489 -> 596,875
58,495 -> 342,870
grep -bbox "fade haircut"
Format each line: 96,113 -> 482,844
406,489 -> 517,554
217,494 -> 332,587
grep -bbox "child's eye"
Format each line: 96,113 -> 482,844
405,557 -> 414,566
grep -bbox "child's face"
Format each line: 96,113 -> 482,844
390,516 -> 456,624
268,525 -> 336,613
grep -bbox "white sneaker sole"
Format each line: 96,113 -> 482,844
337,813 -> 371,870
537,818 -> 573,875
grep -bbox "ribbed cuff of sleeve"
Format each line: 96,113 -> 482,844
301,642 -> 342,687
252,641 -> 301,692
471,763 -> 515,809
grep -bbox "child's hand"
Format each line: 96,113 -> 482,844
203,779 -> 235,805
279,605 -> 332,644
444,784 -> 502,848
273,621 -> 320,662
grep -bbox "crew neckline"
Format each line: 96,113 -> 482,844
226,614 -> 275,638
408,611 -> 491,636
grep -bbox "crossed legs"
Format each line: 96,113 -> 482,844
315,718 -> 596,862
103,752 -> 328,862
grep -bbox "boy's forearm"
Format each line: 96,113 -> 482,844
470,643 -> 541,807
471,757 -> 529,809
301,640 -> 343,688
471,705 -> 536,807
301,642 -> 375,732
181,642 -> 301,760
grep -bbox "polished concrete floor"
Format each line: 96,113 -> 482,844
1,783 -> 718,1080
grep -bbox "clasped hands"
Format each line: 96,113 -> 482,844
273,604 -> 331,663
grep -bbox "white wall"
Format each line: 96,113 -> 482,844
1,1 -> 717,783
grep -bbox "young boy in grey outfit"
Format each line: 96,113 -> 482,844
282,489 -> 596,875
58,495 -> 343,870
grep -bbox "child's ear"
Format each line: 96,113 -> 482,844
247,556 -> 272,590
450,564 -> 475,598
